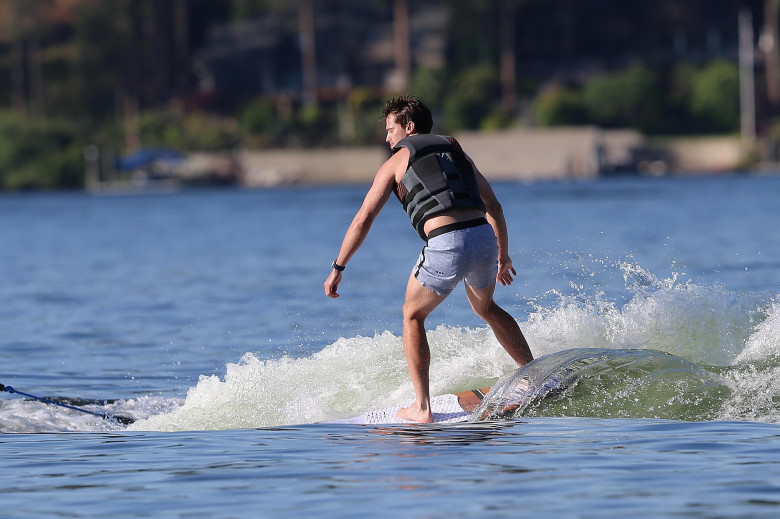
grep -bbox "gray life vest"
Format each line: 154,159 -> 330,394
392,134 -> 486,240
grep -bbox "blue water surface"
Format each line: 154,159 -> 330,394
2,174 -> 780,517
2,420 -> 780,518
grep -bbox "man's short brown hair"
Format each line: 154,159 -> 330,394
382,96 -> 433,134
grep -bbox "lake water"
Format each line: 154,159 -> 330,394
2,174 -> 780,517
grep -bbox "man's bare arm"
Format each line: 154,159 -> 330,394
469,156 -> 517,286
324,155 -> 400,297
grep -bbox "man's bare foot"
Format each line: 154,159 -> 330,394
396,404 -> 434,423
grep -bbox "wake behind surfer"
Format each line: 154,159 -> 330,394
324,96 -> 533,423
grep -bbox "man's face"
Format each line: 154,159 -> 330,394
385,114 -> 413,148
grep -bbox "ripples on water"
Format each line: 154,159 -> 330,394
2,175 -> 780,517
2,420 -> 780,518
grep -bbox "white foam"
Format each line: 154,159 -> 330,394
714,300 -> 780,423
735,300 -> 780,364
526,262 -> 763,366
7,259 -> 780,432
129,329 -> 509,431
72,262 -> 780,430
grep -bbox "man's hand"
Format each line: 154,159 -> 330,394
497,256 -> 517,286
324,270 -> 342,298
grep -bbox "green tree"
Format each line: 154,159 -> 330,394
0,112 -> 83,190
442,64 -> 500,131
582,65 -> 664,133
4,0 -> 59,117
139,111 -> 239,151
691,61 -> 739,133
409,66 -> 448,112
534,84 -> 588,126
73,0 -> 137,119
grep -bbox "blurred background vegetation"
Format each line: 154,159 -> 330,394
0,0 -> 775,189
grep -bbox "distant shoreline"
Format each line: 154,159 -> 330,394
84,128 -> 763,193
234,128 -> 755,187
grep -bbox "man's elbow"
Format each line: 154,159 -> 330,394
484,199 -> 504,218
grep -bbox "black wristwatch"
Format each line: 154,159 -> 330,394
331,260 -> 345,272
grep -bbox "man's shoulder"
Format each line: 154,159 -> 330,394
438,135 -> 463,152
409,133 -> 451,142
378,147 -> 408,178
397,134 -> 456,152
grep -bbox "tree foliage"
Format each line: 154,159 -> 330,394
0,112 -> 83,190
535,61 -> 741,135
691,61 -> 740,132
0,0 -> 765,189
581,66 -> 664,134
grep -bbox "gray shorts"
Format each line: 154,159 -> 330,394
412,222 -> 498,297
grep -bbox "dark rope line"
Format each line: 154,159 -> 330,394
1,383 -> 135,425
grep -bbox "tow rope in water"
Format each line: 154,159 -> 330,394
0,383 -> 135,425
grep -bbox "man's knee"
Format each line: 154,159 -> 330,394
470,303 -> 488,320
474,300 -> 509,323
403,300 -> 426,323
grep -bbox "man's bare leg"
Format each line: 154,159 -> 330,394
465,283 -> 533,365
397,275 -> 446,423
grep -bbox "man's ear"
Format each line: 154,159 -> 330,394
406,122 -> 415,135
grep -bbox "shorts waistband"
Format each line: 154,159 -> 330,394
425,217 -> 489,242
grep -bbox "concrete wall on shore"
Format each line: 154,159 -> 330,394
240,147 -> 387,186
230,128 -> 749,187
237,127 -> 644,186
657,136 -> 747,173
455,127 -> 643,181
